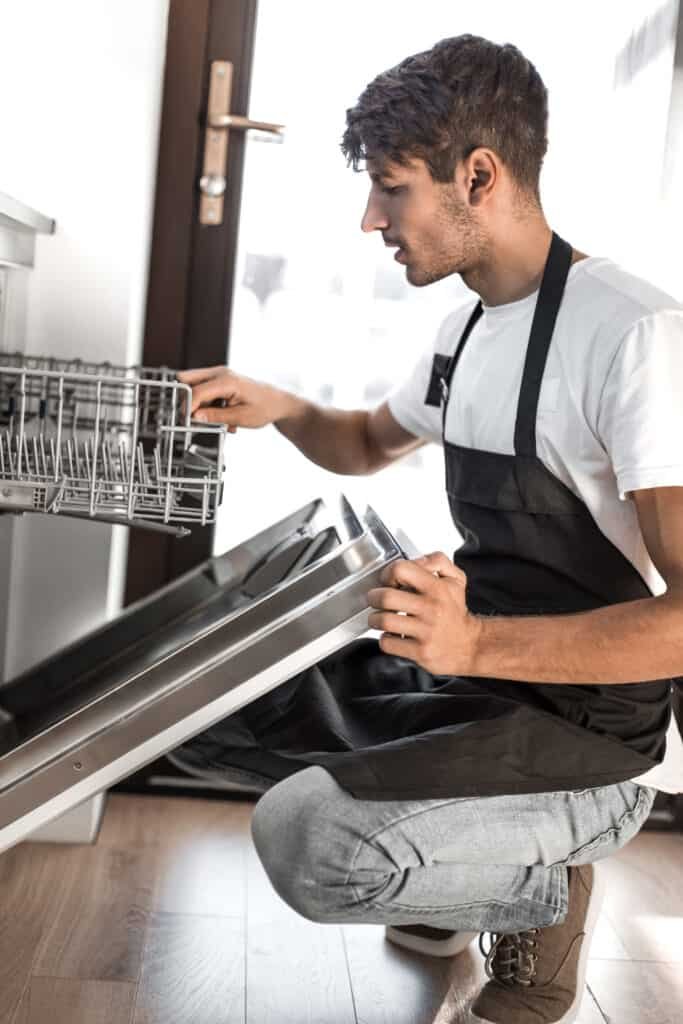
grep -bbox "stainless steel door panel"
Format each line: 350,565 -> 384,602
0,497 -> 402,853
0,496 -> 355,726
0,496 -> 356,724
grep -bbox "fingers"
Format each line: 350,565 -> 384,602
377,634 -> 421,659
380,558 -> 444,594
193,403 -> 239,423
176,366 -> 239,415
177,366 -> 227,385
367,583 -> 428,641
367,586 -> 424,616
415,552 -> 466,585
367,610 -> 424,639
186,376 -> 240,415
193,407 -> 238,431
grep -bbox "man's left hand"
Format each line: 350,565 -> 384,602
367,552 -> 481,675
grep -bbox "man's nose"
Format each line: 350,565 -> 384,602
361,195 -> 389,233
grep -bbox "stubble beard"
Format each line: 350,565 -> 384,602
405,188 -> 487,287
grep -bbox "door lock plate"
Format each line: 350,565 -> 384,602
199,61 -> 285,226
199,61 -> 233,225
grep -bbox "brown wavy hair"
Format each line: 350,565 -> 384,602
341,35 -> 548,201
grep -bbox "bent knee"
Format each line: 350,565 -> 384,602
250,767 -> 350,922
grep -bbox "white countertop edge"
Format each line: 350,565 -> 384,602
0,191 -> 55,234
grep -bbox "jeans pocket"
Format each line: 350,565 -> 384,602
554,784 -> 657,867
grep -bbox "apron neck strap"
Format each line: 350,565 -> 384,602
442,301 -> 483,434
441,232 -> 573,454
514,232 -> 573,457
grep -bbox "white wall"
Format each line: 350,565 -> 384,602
0,0 -> 169,678
660,1 -> 683,299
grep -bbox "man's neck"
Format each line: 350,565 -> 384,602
462,220 -> 588,307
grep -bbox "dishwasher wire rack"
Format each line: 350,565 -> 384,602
0,353 -> 179,436
0,358 -> 226,535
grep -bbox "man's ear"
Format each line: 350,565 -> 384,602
469,167 -> 491,204
466,149 -> 497,206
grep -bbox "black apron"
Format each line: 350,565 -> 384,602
176,233 -> 672,799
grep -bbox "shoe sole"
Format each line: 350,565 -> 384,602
385,926 -> 478,958
471,863 -> 606,1024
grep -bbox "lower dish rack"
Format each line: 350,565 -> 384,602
0,355 -> 226,535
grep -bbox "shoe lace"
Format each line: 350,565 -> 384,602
479,929 -> 540,987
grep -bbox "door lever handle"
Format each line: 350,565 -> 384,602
199,61 -> 285,226
208,114 -> 284,136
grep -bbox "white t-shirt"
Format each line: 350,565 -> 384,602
388,255 -> 683,794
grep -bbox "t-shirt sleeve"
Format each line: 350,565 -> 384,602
597,309 -> 683,501
386,345 -> 443,444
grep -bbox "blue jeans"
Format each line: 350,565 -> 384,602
251,766 -> 656,933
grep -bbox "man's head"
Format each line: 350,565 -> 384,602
341,35 -> 548,286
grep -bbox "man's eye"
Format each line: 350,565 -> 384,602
382,185 -> 403,196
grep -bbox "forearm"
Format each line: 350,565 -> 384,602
470,592 -> 683,684
274,393 -> 385,475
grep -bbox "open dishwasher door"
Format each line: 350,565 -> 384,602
0,495 -> 404,855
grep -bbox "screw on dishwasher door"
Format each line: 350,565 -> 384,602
0,704 -> 18,757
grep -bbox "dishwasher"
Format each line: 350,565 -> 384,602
0,193 -> 411,855
0,350 -> 407,854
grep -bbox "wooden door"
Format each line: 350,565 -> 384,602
125,0 -> 257,605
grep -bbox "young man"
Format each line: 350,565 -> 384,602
178,35 -> 682,1024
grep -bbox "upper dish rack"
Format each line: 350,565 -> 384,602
0,354 -> 226,536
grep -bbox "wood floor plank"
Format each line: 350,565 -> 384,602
29,843 -> 153,982
587,907 -> 631,961
0,844 -> 80,1023
598,832 -> 683,962
11,977 -> 136,1024
98,794 -> 251,918
151,824 -> 247,919
132,912 -> 244,1024
245,835 -> 356,1024
97,794 -> 251,850
577,987 -> 609,1024
247,917 -> 356,1024
587,960 -> 683,1024
343,925 -> 477,1024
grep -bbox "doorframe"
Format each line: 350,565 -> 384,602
125,0 -> 258,605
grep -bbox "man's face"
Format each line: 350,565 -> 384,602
361,155 -> 485,287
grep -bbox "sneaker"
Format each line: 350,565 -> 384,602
385,923 -> 478,958
470,863 -> 605,1024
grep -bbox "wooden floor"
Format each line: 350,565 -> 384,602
1,794 -> 681,1024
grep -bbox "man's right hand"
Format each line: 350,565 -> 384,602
177,366 -> 292,433
177,364 -> 424,476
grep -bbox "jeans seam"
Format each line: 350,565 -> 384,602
345,835 -> 367,906
382,894 -> 565,914
548,784 -> 655,867
343,797 -> 470,904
